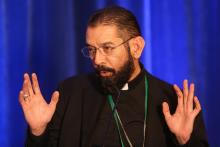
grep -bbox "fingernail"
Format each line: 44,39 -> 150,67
24,73 -> 28,77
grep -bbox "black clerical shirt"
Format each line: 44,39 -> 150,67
90,68 -> 147,146
26,65 -> 209,147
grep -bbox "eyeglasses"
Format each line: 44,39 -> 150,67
81,37 -> 133,59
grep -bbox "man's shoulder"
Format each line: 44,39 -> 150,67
146,71 -> 177,98
146,70 -> 178,111
57,72 -> 103,105
60,72 -> 97,87
146,71 -> 173,91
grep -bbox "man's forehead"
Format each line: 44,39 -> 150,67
86,25 -> 122,45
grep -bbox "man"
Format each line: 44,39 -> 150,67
19,6 -> 209,147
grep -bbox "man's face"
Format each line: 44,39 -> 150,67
86,25 -> 134,92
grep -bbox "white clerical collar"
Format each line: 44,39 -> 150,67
121,83 -> 129,90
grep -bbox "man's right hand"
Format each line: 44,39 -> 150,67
19,73 -> 59,136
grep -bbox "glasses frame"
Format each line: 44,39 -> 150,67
81,37 -> 133,59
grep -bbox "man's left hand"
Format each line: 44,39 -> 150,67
162,80 -> 201,145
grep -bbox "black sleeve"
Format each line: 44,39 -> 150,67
25,127 -> 49,147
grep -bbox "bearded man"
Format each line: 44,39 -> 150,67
20,6 -> 209,147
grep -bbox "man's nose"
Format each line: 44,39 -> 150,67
93,49 -> 106,65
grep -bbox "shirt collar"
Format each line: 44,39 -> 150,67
121,63 -> 145,91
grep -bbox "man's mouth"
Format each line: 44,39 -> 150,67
99,71 -> 113,77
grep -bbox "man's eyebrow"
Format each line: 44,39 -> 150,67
100,42 -> 115,46
86,41 -> 115,47
85,43 -> 95,47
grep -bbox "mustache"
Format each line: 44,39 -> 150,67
95,65 -> 115,73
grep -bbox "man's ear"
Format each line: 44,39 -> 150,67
129,36 -> 145,59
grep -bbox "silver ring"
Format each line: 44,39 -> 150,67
23,94 -> 29,101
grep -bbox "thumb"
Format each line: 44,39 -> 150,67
162,102 -> 171,121
49,91 -> 59,111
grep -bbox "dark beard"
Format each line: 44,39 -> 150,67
95,51 -> 134,95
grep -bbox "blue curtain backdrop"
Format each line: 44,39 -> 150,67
0,0 -> 219,146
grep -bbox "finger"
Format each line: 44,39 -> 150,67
32,73 -> 41,94
173,84 -> 184,109
19,91 -> 26,106
48,91 -> 59,113
22,75 -> 30,100
162,102 -> 172,121
192,96 -> 201,118
24,73 -> 34,96
183,79 -> 189,107
22,79 -> 28,95
187,83 -> 195,111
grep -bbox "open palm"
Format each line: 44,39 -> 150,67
162,80 -> 201,145
19,73 -> 59,136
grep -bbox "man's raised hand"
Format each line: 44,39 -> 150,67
19,73 -> 59,136
162,80 -> 201,145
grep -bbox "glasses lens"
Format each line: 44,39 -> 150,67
81,47 -> 90,58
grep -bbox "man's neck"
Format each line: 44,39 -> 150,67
128,62 -> 141,82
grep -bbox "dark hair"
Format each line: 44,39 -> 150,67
87,6 -> 141,39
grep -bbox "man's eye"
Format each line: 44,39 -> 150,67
102,46 -> 113,52
88,48 -> 96,53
